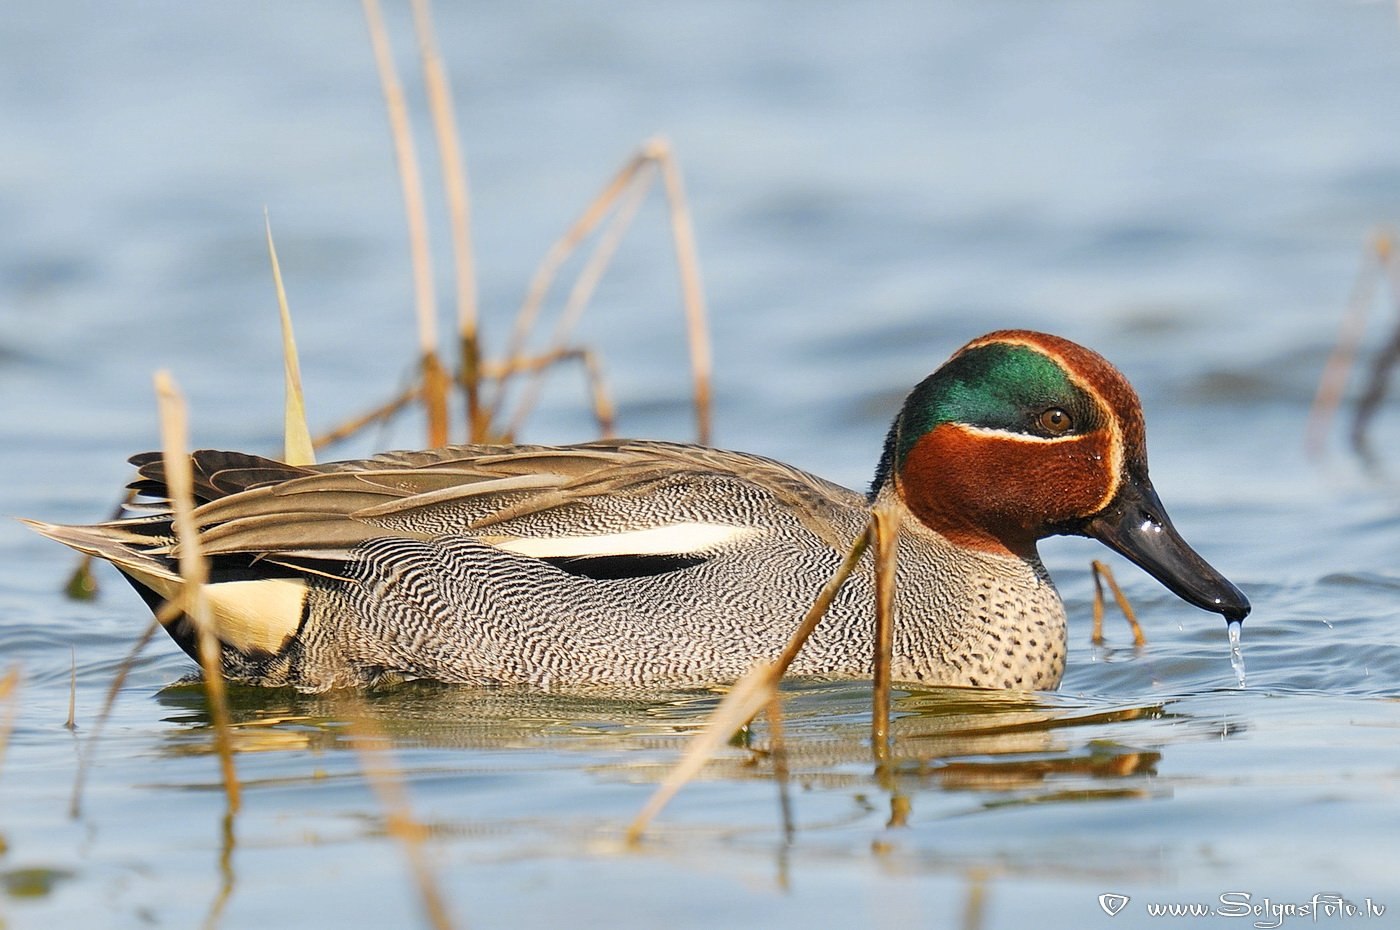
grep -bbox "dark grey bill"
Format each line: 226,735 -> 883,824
1080,475 -> 1250,623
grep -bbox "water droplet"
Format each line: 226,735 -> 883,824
1227,621 -> 1246,688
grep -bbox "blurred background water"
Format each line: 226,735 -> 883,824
4,2 -> 1400,928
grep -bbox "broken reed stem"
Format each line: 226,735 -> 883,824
1306,230 -> 1388,457
652,138 -> 714,446
311,384 -> 420,450
409,0 -> 485,441
362,0 -> 448,447
1089,560 -> 1145,647
773,527 -> 872,676
156,371 -> 241,813
625,522 -> 873,844
507,166 -> 655,436
870,502 -> 898,767
345,706 -> 456,930
265,212 -> 316,467
65,649 -> 76,730
487,347 -> 616,439
490,151 -> 648,425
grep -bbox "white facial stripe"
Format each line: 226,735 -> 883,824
958,424 -> 1084,444
495,523 -> 760,559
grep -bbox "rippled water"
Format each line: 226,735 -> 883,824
5,2 -> 1400,928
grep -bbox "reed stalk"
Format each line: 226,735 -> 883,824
870,501 -> 898,766
652,138 -> 714,445
626,521 -> 873,843
155,371 -> 241,813
65,650 -> 76,731
265,213 -> 315,466
363,0 -> 449,447
0,667 -> 18,778
409,0 -> 485,440
507,164 -> 654,436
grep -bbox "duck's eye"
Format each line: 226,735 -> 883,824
1038,408 -> 1073,435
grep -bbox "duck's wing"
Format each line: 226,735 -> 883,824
123,439 -> 866,569
25,440 -> 865,661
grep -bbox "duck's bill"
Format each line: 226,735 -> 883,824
1081,478 -> 1250,622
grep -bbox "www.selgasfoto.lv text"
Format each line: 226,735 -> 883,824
1100,892 -> 1386,927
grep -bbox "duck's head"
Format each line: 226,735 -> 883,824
875,329 -> 1249,623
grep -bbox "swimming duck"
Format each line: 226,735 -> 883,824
28,330 -> 1248,692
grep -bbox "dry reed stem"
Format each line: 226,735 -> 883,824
625,523 -> 873,843
363,0 -> 438,359
1089,560 -> 1145,647
507,167 -> 654,436
421,350 -> 453,447
265,213 -> 316,467
870,502 -> 898,767
0,666 -> 19,777
1306,230 -> 1388,457
1349,243 -> 1400,457
312,383 -> 421,450
496,151 -> 647,404
486,348 -> 616,439
156,371 -> 241,813
771,526 -> 872,675
624,663 -> 777,846
652,138 -> 714,445
344,702 -> 456,930
409,0 -> 484,440
490,142 -> 713,444
65,649 -> 76,731
362,0 -> 448,447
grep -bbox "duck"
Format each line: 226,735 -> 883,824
27,330 -> 1249,692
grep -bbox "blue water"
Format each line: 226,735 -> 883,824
5,2 -> 1400,927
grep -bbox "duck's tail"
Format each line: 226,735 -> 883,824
22,517 -> 306,660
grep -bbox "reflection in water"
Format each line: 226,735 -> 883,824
144,679 -> 1245,924
203,807 -> 236,930
151,680 -> 1227,827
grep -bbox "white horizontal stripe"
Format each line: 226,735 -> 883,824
495,522 -> 760,559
